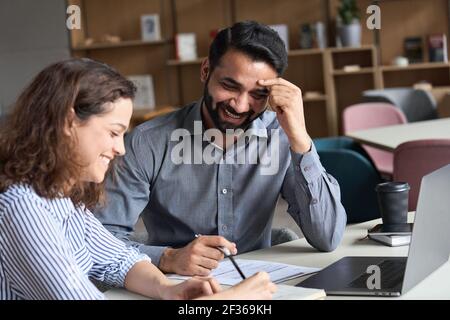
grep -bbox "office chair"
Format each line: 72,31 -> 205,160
314,137 -> 383,223
363,88 -> 438,123
342,102 -> 407,176
393,139 -> 450,211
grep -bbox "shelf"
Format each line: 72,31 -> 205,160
72,39 -> 168,50
288,48 -> 323,57
328,45 -> 375,53
303,94 -> 327,102
380,62 -> 450,72
168,49 -> 325,64
333,68 -> 375,76
167,58 -> 205,66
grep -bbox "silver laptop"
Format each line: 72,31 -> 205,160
298,164 -> 450,297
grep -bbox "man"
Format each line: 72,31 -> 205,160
96,21 -> 346,276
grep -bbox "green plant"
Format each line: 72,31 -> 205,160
338,0 -> 360,25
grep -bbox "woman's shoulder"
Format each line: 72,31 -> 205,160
0,183 -> 43,204
0,184 -> 50,218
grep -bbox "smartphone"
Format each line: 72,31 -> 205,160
368,223 -> 413,235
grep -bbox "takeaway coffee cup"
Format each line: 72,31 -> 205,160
375,182 -> 410,225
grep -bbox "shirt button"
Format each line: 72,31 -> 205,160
222,225 -> 228,232
311,198 -> 318,205
304,166 -> 310,172
295,165 -> 301,171
222,188 -> 228,194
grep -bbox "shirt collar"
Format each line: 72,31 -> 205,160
182,99 -> 269,139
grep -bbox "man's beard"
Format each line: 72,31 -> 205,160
202,82 -> 265,133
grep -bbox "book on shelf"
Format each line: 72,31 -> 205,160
428,34 -> 448,62
404,36 -> 423,63
368,234 -> 411,247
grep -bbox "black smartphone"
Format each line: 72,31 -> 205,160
368,223 -> 413,235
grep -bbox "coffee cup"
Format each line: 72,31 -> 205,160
375,182 -> 410,225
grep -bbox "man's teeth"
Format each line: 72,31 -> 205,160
224,108 -> 241,119
101,156 -> 110,165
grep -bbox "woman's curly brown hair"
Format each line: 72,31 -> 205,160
0,58 -> 136,209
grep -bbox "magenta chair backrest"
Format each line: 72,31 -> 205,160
343,102 -> 407,133
343,103 -> 408,176
394,139 -> 450,211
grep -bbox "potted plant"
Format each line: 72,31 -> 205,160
337,0 -> 361,47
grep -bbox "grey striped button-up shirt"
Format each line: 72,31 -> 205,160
96,101 -> 346,266
0,184 -> 150,300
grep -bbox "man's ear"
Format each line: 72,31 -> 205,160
200,58 -> 210,83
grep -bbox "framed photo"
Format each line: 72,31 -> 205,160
140,14 -> 161,42
127,75 -> 156,110
175,33 -> 198,61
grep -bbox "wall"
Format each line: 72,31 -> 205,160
0,0 -> 70,114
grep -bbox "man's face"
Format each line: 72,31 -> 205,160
202,50 -> 278,132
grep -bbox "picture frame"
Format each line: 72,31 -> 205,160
175,33 -> 198,61
127,75 -> 156,110
140,14 -> 161,42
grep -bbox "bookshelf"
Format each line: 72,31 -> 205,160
68,0 -> 450,137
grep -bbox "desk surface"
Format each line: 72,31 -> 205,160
345,117 -> 450,152
106,214 -> 450,300
239,213 -> 450,300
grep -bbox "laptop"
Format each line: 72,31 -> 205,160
298,164 -> 450,297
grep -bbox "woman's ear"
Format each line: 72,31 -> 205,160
200,58 -> 210,83
64,108 -> 76,137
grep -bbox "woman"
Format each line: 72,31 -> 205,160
0,58 -> 276,300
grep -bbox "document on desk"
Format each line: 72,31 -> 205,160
105,284 -> 326,300
167,258 -> 320,286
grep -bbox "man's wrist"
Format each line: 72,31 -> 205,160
289,132 -> 311,154
159,247 -> 176,273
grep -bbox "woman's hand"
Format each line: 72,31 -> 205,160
199,271 -> 277,300
161,277 -> 222,300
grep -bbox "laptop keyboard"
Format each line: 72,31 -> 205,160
349,259 -> 406,289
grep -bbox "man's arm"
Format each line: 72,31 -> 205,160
258,78 -> 346,251
281,144 -> 347,251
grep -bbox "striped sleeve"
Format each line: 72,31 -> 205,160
84,209 -> 151,287
0,197 -> 105,300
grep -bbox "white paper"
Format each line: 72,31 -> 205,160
167,258 -> 320,286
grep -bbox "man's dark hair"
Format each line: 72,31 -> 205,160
208,21 -> 288,76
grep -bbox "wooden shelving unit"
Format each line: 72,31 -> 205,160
72,39 -> 168,51
69,0 -> 450,137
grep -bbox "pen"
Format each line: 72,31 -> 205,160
218,247 -> 246,280
195,234 -> 246,280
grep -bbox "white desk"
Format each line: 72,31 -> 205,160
345,118 -> 450,152
106,214 -> 450,300
239,214 -> 450,300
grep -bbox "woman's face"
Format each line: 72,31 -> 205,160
73,97 -> 133,183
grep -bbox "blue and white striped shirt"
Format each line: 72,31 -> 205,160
0,184 -> 151,300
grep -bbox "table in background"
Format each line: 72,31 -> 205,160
345,118 -> 450,152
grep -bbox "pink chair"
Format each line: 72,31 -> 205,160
394,139 -> 450,211
343,103 -> 407,176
